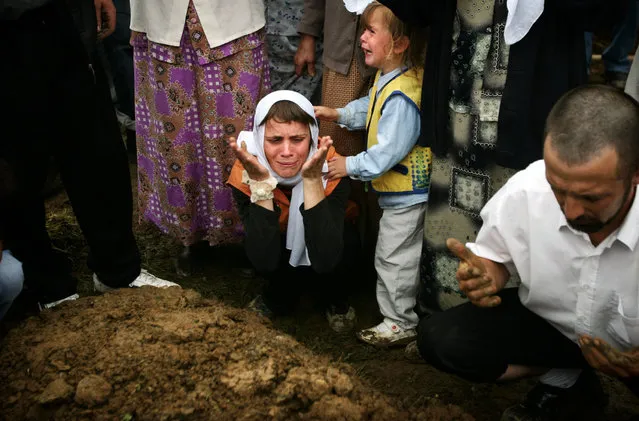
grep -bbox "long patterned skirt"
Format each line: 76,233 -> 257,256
418,153 -> 518,313
132,5 -> 270,246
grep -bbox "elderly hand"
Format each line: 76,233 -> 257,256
294,34 -> 317,77
229,137 -> 271,181
302,136 -> 332,180
95,0 -> 116,39
579,335 -> 639,378
447,238 -> 508,308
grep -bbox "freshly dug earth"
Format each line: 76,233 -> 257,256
0,287 -> 474,421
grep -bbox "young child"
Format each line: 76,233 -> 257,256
315,1 -> 429,347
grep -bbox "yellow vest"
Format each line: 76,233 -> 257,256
366,68 -> 431,195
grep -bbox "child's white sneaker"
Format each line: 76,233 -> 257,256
356,319 -> 417,347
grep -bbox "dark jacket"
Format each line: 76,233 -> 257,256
380,0 -> 626,170
2,0 -> 98,62
65,0 -> 99,60
232,178 -> 351,275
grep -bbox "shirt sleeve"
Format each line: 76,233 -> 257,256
345,93 -> 420,181
466,187 -> 528,266
336,93 -> 371,131
300,178 -> 350,273
232,187 -> 282,272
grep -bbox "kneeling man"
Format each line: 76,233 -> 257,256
417,85 -> 639,421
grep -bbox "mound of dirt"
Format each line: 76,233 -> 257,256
0,287 -> 474,421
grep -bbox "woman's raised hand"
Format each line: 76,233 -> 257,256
228,137 -> 271,181
302,136 -> 333,180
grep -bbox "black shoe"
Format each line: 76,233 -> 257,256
501,371 -> 607,421
247,295 -> 274,319
605,71 -> 628,90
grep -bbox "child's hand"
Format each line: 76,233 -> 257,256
327,156 -> 348,180
314,106 -> 339,122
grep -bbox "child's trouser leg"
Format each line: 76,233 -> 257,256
374,202 -> 426,329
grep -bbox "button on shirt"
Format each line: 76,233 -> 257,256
467,160 -> 639,351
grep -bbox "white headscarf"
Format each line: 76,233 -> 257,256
237,90 -> 327,267
343,0 -> 373,15
504,0 -> 544,45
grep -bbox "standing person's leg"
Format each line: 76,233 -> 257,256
0,251 -> 24,320
103,0 -> 135,153
0,3 -> 80,305
602,0 -> 639,87
584,32 -> 594,73
45,4 -> 141,289
357,203 -> 426,346
267,34 -> 323,101
105,0 -> 134,119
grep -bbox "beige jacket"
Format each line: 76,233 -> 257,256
130,0 -> 265,48
298,0 -> 375,76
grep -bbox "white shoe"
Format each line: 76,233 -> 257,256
326,306 -> 357,333
93,269 -> 180,293
39,293 -> 80,311
356,319 -> 417,348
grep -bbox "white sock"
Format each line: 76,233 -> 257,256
538,368 -> 582,389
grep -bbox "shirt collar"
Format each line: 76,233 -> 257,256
557,187 -> 639,251
617,188 -> 639,250
376,67 -> 407,94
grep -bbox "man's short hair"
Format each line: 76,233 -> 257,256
544,84 -> 639,178
259,100 -> 316,128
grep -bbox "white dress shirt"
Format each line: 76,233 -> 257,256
130,0 -> 265,48
467,160 -> 639,351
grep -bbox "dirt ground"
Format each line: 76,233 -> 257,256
1,37 -> 638,421
2,163 -> 638,421
0,287 -> 475,421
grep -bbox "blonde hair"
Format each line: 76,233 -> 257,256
360,1 -> 427,68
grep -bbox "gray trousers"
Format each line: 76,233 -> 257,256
375,202 -> 427,329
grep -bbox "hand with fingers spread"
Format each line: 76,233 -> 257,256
302,136 -> 333,180
326,155 -> 348,180
314,106 -> 339,122
294,34 -> 317,77
446,238 -> 509,307
228,137 -> 270,181
579,335 -> 639,378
